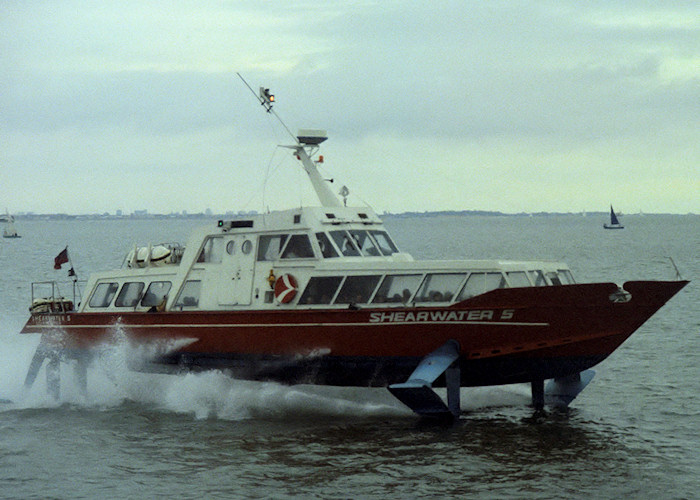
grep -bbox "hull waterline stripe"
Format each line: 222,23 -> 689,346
27,320 -> 549,330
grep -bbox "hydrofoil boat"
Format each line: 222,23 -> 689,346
19,84 -> 688,418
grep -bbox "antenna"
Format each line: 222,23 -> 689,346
236,73 -> 297,144
236,73 -> 343,207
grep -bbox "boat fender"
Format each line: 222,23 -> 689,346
274,274 -> 298,304
267,269 -> 276,289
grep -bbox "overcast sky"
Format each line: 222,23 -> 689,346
1,1 -> 698,215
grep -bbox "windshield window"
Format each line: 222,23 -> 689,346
369,231 -> 398,255
316,232 -> 339,258
330,230 -> 360,256
348,230 -> 381,256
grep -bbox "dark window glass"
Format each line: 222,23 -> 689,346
281,234 -> 315,259
141,281 -> 172,307
175,280 -> 202,307
330,230 -> 360,256
369,231 -> 398,255
335,275 -> 382,304
298,277 -> 343,304
115,282 -> 145,307
348,230 -> 381,256
415,273 -> 466,302
372,274 -> 422,304
257,234 -> 289,261
89,282 -> 119,308
316,232 -> 339,258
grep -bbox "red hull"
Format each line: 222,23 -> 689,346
20,280 -> 687,386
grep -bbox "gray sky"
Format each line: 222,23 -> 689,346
1,1 -> 698,215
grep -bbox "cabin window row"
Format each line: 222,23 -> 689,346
257,230 -> 398,261
298,269 -> 574,306
88,280 -> 173,308
196,229 -> 398,264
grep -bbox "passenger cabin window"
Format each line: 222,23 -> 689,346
298,276 -> 342,304
457,272 -> 507,300
372,274 -> 422,304
115,282 -> 144,307
558,269 -> 575,284
257,234 -> 289,261
348,230 -> 381,256
330,230 -> 360,256
335,275 -> 382,304
546,272 -> 562,285
415,273 -> 466,303
529,270 -> 547,287
89,282 -> 119,308
175,280 -> 202,307
198,237 -> 224,263
141,281 -> 172,307
281,234 -> 315,259
506,271 -> 531,288
316,232 -> 339,258
369,231 -> 398,255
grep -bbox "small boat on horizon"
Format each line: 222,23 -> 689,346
604,205 -> 624,229
2,212 -> 21,238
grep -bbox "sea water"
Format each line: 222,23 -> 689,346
0,214 -> 698,499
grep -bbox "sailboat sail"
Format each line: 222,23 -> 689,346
604,205 -> 624,229
610,206 -> 620,225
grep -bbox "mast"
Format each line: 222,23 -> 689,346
237,73 -> 342,208
289,130 -> 342,208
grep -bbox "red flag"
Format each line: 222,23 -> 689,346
54,248 -> 69,269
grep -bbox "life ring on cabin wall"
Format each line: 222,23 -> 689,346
274,274 -> 298,303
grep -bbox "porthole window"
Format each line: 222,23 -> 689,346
241,239 -> 253,254
226,240 -> 235,255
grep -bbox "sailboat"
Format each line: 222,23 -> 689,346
2,212 -> 20,238
603,205 -> 624,229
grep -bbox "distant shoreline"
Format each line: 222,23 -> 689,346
5,210 -> 696,221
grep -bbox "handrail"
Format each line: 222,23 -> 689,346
30,280 -> 87,313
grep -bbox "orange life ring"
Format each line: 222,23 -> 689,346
274,274 -> 298,303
